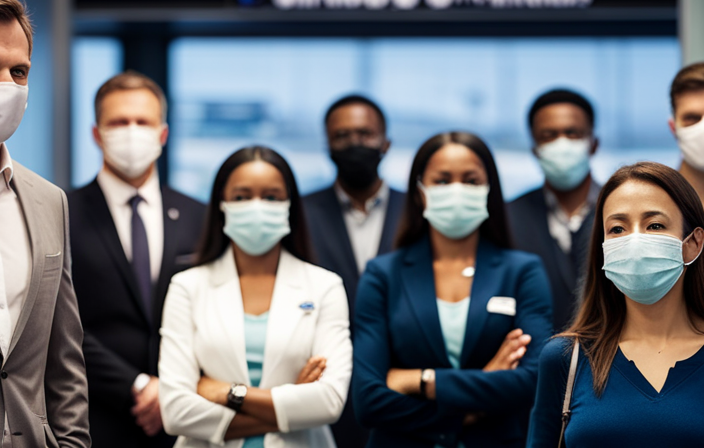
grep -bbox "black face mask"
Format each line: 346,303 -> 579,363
330,145 -> 383,191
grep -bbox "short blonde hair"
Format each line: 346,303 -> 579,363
0,0 -> 33,57
94,70 -> 168,124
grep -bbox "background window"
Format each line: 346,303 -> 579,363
71,37 -> 123,188
165,37 -> 679,202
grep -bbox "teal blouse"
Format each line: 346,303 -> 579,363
243,312 -> 269,448
435,298 -> 470,448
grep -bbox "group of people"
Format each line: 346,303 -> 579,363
3,0 -> 704,447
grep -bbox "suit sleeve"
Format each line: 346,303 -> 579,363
434,258 -> 554,413
81,330 -> 141,408
159,276 -> 236,445
270,278 -> 352,432
44,191 -> 91,447
527,338 -> 572,448
352,261 -> 462,444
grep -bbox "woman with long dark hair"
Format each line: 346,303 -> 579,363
353,132 -> 553,447
528,162 -> 704,447
158,146 -> 352,448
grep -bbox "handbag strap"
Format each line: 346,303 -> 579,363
558,340 -> 580,448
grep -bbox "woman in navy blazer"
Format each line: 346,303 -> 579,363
353,132 -> 553,448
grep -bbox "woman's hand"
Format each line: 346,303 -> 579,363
483,328 -> 532,372
197,376 -> 230,406
296,356 -> 327,384
386,368 -> 422,395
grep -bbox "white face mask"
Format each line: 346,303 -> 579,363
676,117 -> 704,172
536,137 -> 592,192
100,124 -> 163,179
221,199 -> 291,256
0,82 -> 29,144
418,181 -> 490,240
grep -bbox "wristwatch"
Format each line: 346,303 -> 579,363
420,369 -> 435,396
226,384 -> 248,412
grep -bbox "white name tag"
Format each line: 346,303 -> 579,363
487,296 -> 516,316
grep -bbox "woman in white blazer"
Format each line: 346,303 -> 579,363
158,146 -> 353,448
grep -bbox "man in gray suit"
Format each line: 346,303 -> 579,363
0,1 -> 91,447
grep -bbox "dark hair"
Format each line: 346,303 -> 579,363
528,88 -> 595,130
196,146 -> 311,265
395,131 -> 511,249
562,162 -> 704,395
95,70 -> 167,123
670,62 -> 704,112
0,0 -> 33,56
324,94 -> 387,133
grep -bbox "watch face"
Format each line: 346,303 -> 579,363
422,370 -> 435,382
233,385 -> 247,397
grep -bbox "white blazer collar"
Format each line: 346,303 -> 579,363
207,245 -> 310,386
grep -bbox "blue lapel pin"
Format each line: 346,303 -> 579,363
299,301 -> 315,313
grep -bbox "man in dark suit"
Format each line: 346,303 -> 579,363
508,89 -> 600,332
303,95 -> 405,448
68,72 -> 205,448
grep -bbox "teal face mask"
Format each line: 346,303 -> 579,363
602,232 -> 702,305
536,137 -> 591,192
221,199 -> 291,256
418,181 -> 490,240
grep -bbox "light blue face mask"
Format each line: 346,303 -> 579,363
536,137 -> 592,192
221,199 -> 291,256
602,232 -> 702,305
418,181 -> 490,240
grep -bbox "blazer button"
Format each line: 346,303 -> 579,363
1,372 -> 7,379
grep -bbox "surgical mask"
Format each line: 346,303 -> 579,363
536,137 -> 591,191
0,82 -> 28,144
676,118 -> 704,172
100,124 -> 163,179
221,199 -> 291,256
602,232 -> 702,305
418,181 -> 490,240
330,145 -> 382,191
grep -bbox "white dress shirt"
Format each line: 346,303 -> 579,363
334,182 -> 389,274
0,143 -> 31,359
96,168 -> 164,282
544,181 -> 600,254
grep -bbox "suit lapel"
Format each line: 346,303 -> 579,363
210,247 -> 249,383
320,188 -> 358,281
154,187 -> 179,327
532,191 -> 576,292
84,180 -> 151,324
460,238 -> 502,366
377,189 -> 404,255
402,238 -> 449,366
8,172 -> 44,356
261,250 -> 306,383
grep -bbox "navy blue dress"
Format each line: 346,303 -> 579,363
528,337 -> 704,447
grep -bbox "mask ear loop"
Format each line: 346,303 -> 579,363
683,230 -> 704,266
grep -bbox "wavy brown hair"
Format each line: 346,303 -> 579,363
562,162 -> 704,395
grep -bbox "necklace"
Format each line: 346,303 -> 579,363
461,267 -> 475,278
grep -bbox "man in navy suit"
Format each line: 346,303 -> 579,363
68,72 -> 205,448
508,89 -> 600,332
303,95 -> 405,448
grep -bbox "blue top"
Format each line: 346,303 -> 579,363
353,236 -> 553,448
435,298 -> 470,448
436,298 -> 471,369
528,337 -> 704,447
243,312 -> 269,448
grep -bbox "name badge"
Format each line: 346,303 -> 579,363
487,296 -> 516,316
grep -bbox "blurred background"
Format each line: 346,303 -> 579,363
9,0 -> 704,201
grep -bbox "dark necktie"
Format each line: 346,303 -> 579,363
130,195 -> 152,321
